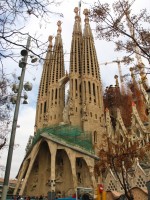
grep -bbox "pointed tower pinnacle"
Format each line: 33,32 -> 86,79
81,9 -> 105,149
35,35 -> 53,132
47,21 -> 65,126
48,35 -> 53,49
114,75 -> 119,87
68,7 -> 82,126
35,22 -> 65,132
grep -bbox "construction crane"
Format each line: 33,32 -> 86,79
125,9 -> 149,89
101,0 -> 149,100
121,0 -> 150,111
100,59 -> 125,95
114,0 -> 148,89
102,0 -> 148,90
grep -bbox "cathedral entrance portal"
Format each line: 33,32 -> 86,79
25,141 -> 51,197
55,149 -> 74,197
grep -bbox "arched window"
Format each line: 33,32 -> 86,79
88,81 -> 91,94
93,83 -> 95,96
44,101 -> 47,113
55,88 -> 57,99
94,131 -> 97,143
136,129 -> 141,138
52,89 -> 54,100
75,79 -> 77,91
40,103 -> 42,114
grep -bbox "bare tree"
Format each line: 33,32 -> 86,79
0,0 -> 62,62
95,83 -> 150,200
90,0 -> 150,63
95,133 -> 150,200
0,68 -> 11,150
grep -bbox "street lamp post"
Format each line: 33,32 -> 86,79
1,36 -> 31,200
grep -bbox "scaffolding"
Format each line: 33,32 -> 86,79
32,124 -> 94,154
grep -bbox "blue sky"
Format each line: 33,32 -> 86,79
1,0 -> 150,179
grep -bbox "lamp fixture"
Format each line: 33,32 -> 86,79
24,82 -> 32,91
22,99 -> 28,104
19,58 -> 26,68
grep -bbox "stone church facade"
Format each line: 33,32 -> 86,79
14,8 -> 104,197
14,7 -> 150,199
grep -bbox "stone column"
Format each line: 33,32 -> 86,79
48,142 -> 57,192
67,150 -> 77,189
85,157 -> 97,188
13,160 -> 29,195
19,142 -> 40,195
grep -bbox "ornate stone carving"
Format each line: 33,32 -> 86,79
44,112 -> 49,122
81,102 -> 88,121
63,105 -> 69,124
56,165 -> 63,183
69,97 -> 74,115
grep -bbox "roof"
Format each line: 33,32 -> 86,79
31,124 -> 94,154
0,178 -> 17,185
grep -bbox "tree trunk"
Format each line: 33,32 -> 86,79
0,138 -> 6,150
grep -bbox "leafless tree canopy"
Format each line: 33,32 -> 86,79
0,0 -> 62,60
90,0 -> 150,63
0,68 -> 11,150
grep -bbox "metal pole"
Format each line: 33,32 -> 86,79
1,36 -> 31,200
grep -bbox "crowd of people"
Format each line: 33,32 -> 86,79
11,195 -> 48,200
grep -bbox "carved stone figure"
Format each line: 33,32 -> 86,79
63,105 -> 69,124
82,102 -> 88,121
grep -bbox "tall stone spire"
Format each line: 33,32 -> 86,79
69,7 -> 82,126
48,21 -> 65,126
35,21 -> 65,131
81,9 -> 105,148
35,35 -> 53,132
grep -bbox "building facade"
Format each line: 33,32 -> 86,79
14,8 -> 104,197
14,7 -> 150,199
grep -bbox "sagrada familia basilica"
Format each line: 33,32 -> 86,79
14,7 -> 150,200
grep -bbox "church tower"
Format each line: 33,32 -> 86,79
35,35 -> 53,131
35,8 -> 105,146
48,21 -> 65,126
81,9 -> 104,146
35,21 -> 65,131
14,7 -> 150,199
14,8 -> 107,197
69,7 -> 82,126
